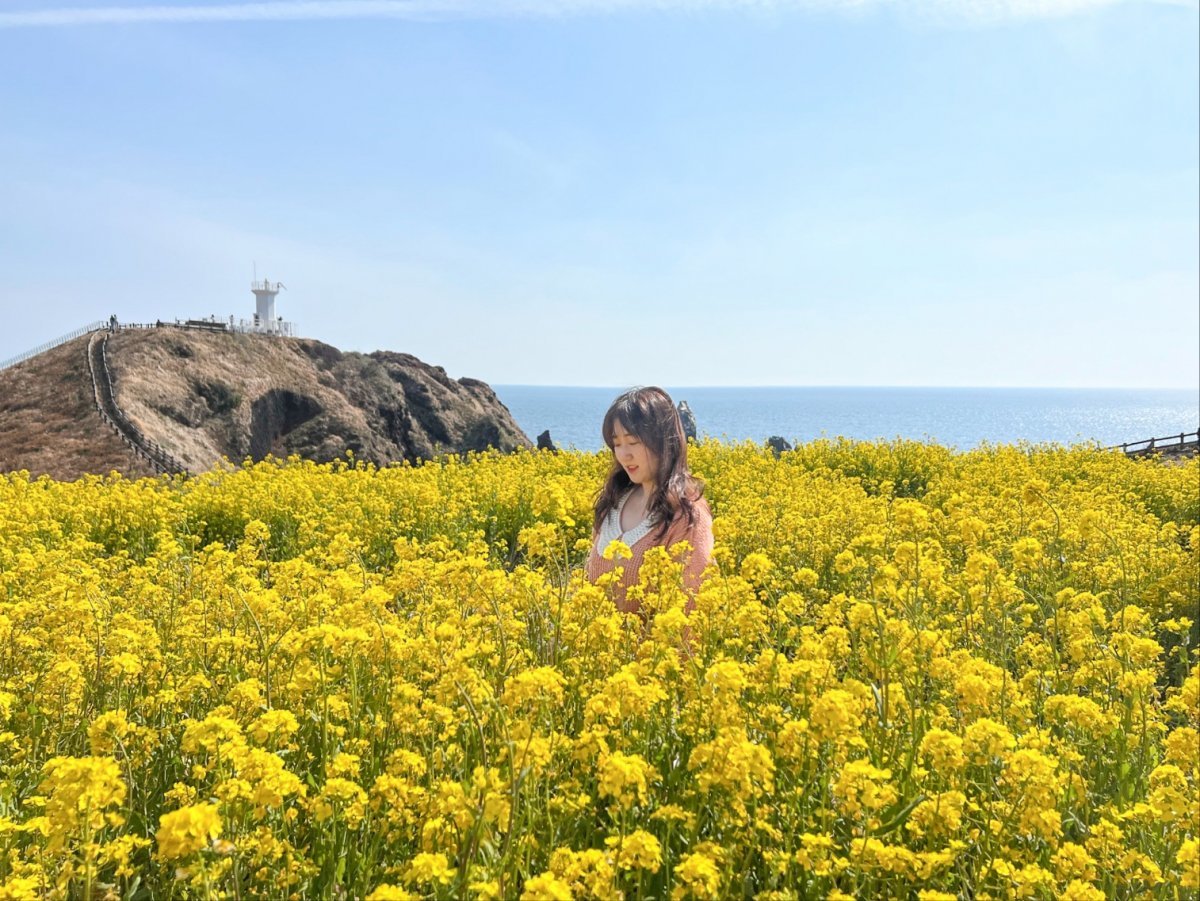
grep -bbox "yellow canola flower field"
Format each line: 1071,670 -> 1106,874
0,439 -> 1196,900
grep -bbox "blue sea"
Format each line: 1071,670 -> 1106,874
493,386 -> 1199,453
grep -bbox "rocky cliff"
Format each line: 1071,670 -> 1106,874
0,327 -> 530,480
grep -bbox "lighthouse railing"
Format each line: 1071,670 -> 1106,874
108,318 -> 298,337
230,318 -> 297,337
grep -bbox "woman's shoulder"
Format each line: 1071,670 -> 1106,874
684,482 -> 711,513
667,488 -> 712,530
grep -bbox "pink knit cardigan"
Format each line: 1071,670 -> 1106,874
584,494 -> 714,614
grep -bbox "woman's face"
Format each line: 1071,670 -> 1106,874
611,419 -> 657,489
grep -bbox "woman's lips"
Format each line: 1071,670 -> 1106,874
626,465 -> 638,474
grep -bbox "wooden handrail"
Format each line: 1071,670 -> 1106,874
87,332 -> 188,476
1106,429 -> 1200,455
0,320 -> 107,371
2,316 -> 299,373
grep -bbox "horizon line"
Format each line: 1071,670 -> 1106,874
492,383 -> 1200,391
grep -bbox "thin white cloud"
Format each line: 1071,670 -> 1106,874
0,0 -> 1194,29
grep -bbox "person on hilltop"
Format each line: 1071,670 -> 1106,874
585,386 -> 714,615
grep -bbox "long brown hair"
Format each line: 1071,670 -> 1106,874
593,386 -> 704,542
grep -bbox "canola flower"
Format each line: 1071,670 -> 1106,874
0,439 -> 1195,899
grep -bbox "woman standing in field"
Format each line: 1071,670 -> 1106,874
585,386 -> 714,613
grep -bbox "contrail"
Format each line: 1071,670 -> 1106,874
0,0 -> 1192,29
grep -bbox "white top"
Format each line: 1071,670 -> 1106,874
594,488 -> 658,555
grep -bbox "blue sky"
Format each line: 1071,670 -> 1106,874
1,0 -> 1197,388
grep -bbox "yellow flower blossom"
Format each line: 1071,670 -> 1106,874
405,852 -> 454,886
596,751 -> 655,809
156,803 -> 221,860
521,872 -> 573,900
672,851 -> 722,899
609,829 -> 662,873
40,755 -> 127,851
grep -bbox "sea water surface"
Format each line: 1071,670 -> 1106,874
493,386 -> 1199,453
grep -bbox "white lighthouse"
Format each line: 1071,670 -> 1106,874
250,278 -> 284,333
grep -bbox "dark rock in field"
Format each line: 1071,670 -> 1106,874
537,430 -> 558,453
766,436 -> 792,457
678,400 -> 697,441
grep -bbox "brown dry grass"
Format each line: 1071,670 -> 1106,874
107,328 -> 376,472
0,336 -> 154,480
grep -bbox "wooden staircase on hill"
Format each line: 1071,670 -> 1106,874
86,331 -> 188,476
